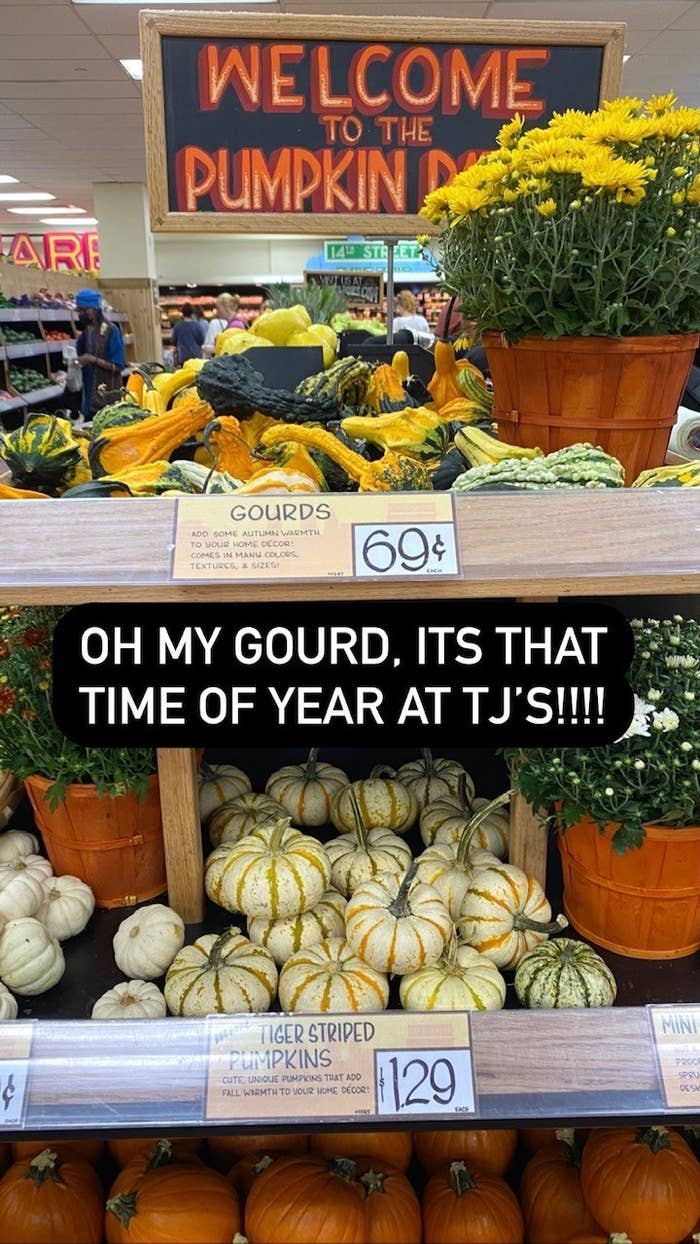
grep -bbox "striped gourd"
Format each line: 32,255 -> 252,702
278,936 -> 389,1013
345,864 -> 452,975
400,938 -> 506,1012
514,938 -> 617,1009
325,786 -> 412,897
396,750 -> 470,810
209,792 -> 287,847
331,769 -> 418,835
419,773 -> 506,857
247,889 -> 347,967
164,927 -> 277,1016
199,762 -> 252,824
265,748 -> 348,827
415,792 -> 510,918
204,818 -> 331,919
458,863 -> 567,970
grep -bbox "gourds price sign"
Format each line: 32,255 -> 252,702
0,1025 -> 34,1131
140,12 -> 625,234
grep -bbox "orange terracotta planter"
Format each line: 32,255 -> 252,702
559,816 -> 700,960
24,774 -> 166,909
483,331 -> 699,484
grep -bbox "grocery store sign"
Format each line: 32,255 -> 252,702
324,241 -> 421,265
205,1012 -> 475,1123
0,1023 -> 34,1130
140,11 -> 624,234
649,1005 -> 700,1111
0,232 -> 99,273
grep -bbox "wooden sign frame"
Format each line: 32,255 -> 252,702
140,11 -> 625,236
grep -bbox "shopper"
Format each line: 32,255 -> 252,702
392,290 -> 432,343
171,302 -> 206,365
203,292 -> 246,357
75,288 -> 125,417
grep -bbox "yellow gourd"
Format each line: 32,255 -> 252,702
259,424 -> 431,492
428,339 -> 462,408
89,394 -> 215,477
0,480 -> 48,500
203,417 -> 256,480
392,351 -> 410,384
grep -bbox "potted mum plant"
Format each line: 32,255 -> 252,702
0,605 -> 165,908
509,616 -> 700,961
422,93 -> 700,482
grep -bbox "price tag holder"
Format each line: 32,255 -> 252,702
648,1005 -> 700,1110
0,1023 -> 34,1130
172,494 -> 459,584
204,1012 -> 475,1123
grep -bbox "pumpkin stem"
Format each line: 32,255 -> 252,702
200,760 -> 216,781
455,771 -> 474,814
554,1127 -> 581,1166
144,1139 -> 173,1171
449,1160 -> 477,1197
370,765 -> 396,779
388,861 -> 419,917
360,1169 -> 386,1196
513,912 -> 568,936
420,748 -> 434,774
330,1157 -> 357,1182
346,786 -> 369,851
107,1193 -> 138,1228
207,926 -> 241,970
23,1150 -> 64,1187
456,790 -> 511,867
253,1155 -> 275,1176
609,1236 -> 633,1244
304,748 -> 320,778
442,929 -> 460,972
637,1125 -> 671,1154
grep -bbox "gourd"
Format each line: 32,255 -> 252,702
36,874 -> 94,941
105,1158 -> 241,1244
340,408 -> 449,460
0,1149 -> 104,1244
91,980 -> 167,1020
234,466 -> 319,494
89,397 -> 215,478
309,1131 -> 412,1173
197,353 -> 339,423
420,774 -> 509,858
520,1129 -> 602,1244
453,442 -> 624,493
0,917 -> 65,995
400,937 -> 506,1013
278,936 -> 389,1013
205,818 -> 331,919
265,748 -> 348,827
91,399 -> 150,438
260,424 -> 432,493
164,927 -> 277,1016
113,904 -> 185,980
0,830 -> 39,865
245,1154 -> 367,1244
356,1159 -> 423,1244
515,938 -> 617,1009
396,750 -> 469,809
459,863 -> 567,970
422,1160 -> 524,1244
0,982 -> 17,1020
208,792 -> 287,847
296,356 -> 373,412
345,863 -> 452,975
325,786 -> 412,897
414,1128 -> 518,1178
247,890 -> 346,967
414,792 -> 510,917
0,414 -> 83,494
2,854 -> 52,885
0,863 -> 45,922
0,480 -> 49,500
207,1132 -> 308,1174
203,416 -> 256,480
199,762 -> 252,823
331,768 -> 418,834
581,1126 -> 700,1244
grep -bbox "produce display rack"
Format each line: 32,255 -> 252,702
0,489 -> 697,1141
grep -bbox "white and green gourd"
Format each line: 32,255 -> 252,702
514,938 -> 617,1009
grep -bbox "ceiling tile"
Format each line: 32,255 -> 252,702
0,58 -> 125,82
0,36 -> 109,59
0,5 -> 86,34
96,35 -> 140,59
642,26 -> 700,51
487,1 -> 694,28
0,81 -> 138,100
666,2 -> 700,27
14,98 -> 143,116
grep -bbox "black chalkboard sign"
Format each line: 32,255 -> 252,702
141,12 -> 625,235
305,271 -> 383,306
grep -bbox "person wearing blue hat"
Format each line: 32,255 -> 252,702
75,288 -> 126,417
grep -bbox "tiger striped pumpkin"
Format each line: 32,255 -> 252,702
204,818 -> 331,919
420,775 -> 508,858
199,763 -> 251,824
164,927 -> 277,1016
345,864 -> 452,975
458,863 -> 567,970
396,750 -> 470,810
514,938 -> 616,1009
325,786 -> 412,898
247,890 -> 347,966
208,793 -> 287,848
415,792 -> 510,918
265,749 -> 348,827
331,769 -> 418,835
400,939 -> 506,1012
278,936 -> 389,1013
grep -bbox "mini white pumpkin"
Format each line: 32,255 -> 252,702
248,890 -> 347,967
0,863 -> 45,922
92,979 -> 167,1019
331,769 -> 418,835
400,936 -> 506,1012
345,864 -> 452,976
0,981 -> 18,1020
0,917 -> 65,995
421,776 -> 510,859
36,875 -> 95,941
265,749 -> 349,827
165,927 -> 278,1016
0,830 -> 39,865
396,750 -> 472,810
209,792 -> 287,847
278,936 -> 389,1013
113,904 -> 185,980
199,763 -> 252,823
414,793 -> 510,918
2,854 -> 52,884
205,818 -> 331,920
458,863 -> 568,970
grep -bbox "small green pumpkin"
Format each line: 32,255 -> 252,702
0,414 -> 82,493
514,937 -> 617,1009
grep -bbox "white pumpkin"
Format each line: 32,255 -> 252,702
0,917 -> 65,995
414,793 -> 510,918
400,938 -> 506,1012
92,979 -> 167,1019
458,862 -> 568,969
113,904 -> 185,980
278,936 -> 389,1013
396,750 -> 472,810
209,793 -> 287,848
331,771 -> 418,835
265,749 -> 349,827
199,763 -> 252,823
205,818 -> 331,920
164,927 -> 277,1016
0,864 -> 45,922
345,865 -> 452,975
2,854 -> 52,884
0,830 -> 39,865
326,827 -> 412,899
36,875 -> 95,941
248,890 -> 347,967
422,781 -> 510,859
0,982 -> 18,1020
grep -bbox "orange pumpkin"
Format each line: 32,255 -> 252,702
581,1126 -> 700,1244
12,1138 -> 104,1166
208,1130 -> 308,1172
414,1127 -> 517,1177
228,1151 -> 294,1205
106,1161 -> 240,1243
0,1143 -> 9,1173
356,1158 -> 421,1244
423,1159 -> 524,1244
520,1128 -> 558,1153
520,1130 -> 602,1244
107,1138 -> 203,1202
245,1154 -> 367,1244
107,1136 -> 201,1167
0,1148 -> 103,1244
310,1130 -> 412,1173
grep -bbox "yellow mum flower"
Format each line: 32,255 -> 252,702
580,152 -> 654,202
548,109 -> 592,137
535,198 -> 557,218
687,174 -> 700,205
672,190 -> 687,205
585,113 -> 656,144
646,92 -> 677,115
601,96 -> 644,116
651,107 -> 700,139
447,185 -> 493,219
497,113 -> 524,149
502,187 -> 521,203
420,186 -> 451,222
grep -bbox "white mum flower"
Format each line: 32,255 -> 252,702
652,708 -> 680,732
647,689 -> 662,702
617,695 -> 654,742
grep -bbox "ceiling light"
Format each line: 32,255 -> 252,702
120,59 -> 143,82
0,192 -> 55,202
0,176 -> 19,185
6,206 -> 84,215
41,217 -> 97,226
623,55 -> 632,63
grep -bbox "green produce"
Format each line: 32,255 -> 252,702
0,414 -> 83,493
455,425 -> 542,469
514,938 -> 617,1009
452,443 -> 625,491
90,401 -> 150,438
8,367 -> 50,395
1,329 -> 36,345
196,354 -> 338,424
633,461 -> 700,487
296,356 -> 373,413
